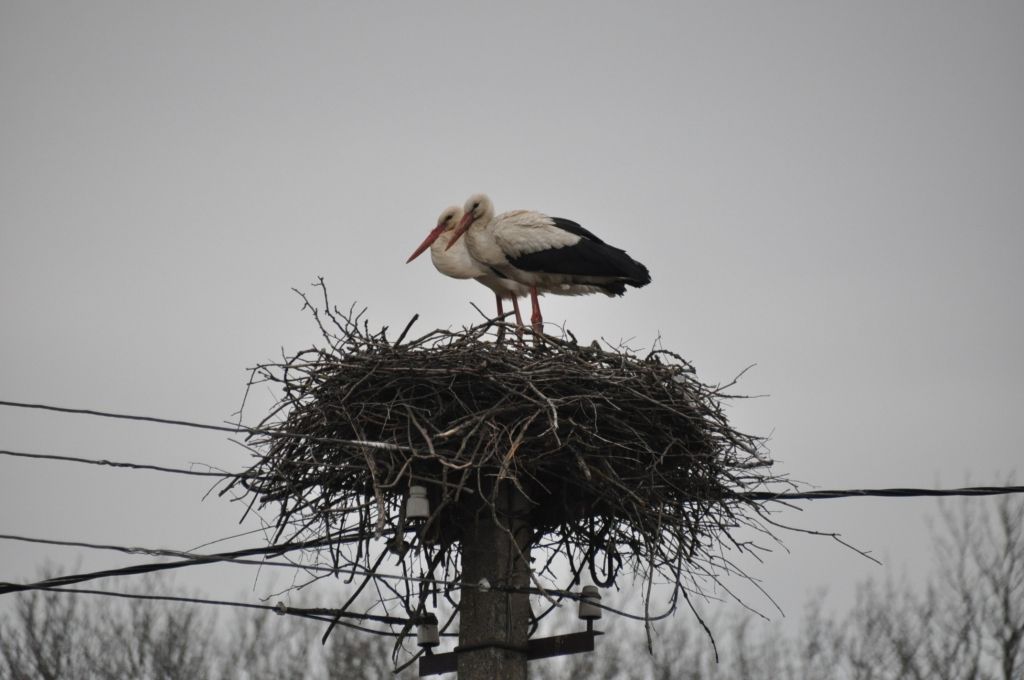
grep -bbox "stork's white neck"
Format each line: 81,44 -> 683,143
464,213 -> 506,268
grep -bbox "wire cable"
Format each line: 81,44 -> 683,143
741,485 -> 1024,501
29,585 -> 410,634
0,399 -> 243,433
7,439 -> 1024,504
0,532 -> 467,592
0,448 -> 235,478
0,529 -> 367,596
0,399 -> 412,452
4,400 -> 1023,502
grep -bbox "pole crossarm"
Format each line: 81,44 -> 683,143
418,630 -> 602,677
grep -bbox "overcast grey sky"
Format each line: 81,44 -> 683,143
2,0 -> 1022,642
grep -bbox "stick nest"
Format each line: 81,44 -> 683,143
230,284 -> 787,643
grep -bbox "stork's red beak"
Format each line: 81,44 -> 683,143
406,225 -> 445,263
445,213 -> 473,251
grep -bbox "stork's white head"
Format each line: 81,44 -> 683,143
436,205 -> 463,232
406,206 -> 464,264
446,193 -> 494,250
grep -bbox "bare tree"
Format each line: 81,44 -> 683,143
0,586 -> 87,680
85,581 -> 213,680
0,575 -> 214,680
213,607 -> 311,680
819,492 -> 1024,680
318,620 -> 416,680
930,492 -> 1023,680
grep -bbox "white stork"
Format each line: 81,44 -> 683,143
446,194 -> 651,333
407,205 -> 528,330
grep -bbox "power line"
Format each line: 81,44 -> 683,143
0,531 -> 465,591
4,542 -> 674,626
743,485 -> 1024,501
0,532 -> 305,565
4,399 -> 1023,503
0,532 -> 659,619
25,583 -> 652,633
0,529 -> 367,597
8,438 -> 1024,507
0,399 -> 412,452
29,585 -> 411,635
1,445 -> 390,481
5,437 -> 1024,506
7,439 -> 1024,504
0,399 -> 243,434
0,448 -> 235,478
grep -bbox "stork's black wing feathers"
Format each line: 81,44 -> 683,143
508,238 -> 652,289
550,217 -> 607,245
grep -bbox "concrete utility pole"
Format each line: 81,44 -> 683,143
456,482 -> 532,680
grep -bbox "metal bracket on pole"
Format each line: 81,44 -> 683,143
418,628 -> 603,677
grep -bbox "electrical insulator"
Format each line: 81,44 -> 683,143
578,585 -> 602,621
406,486 -> 429,520
417,613 -> 439,649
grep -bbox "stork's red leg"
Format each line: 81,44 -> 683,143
511,296 -> 525,343
511,297 -> 524,329
494,294 -> 506,342
530,287 -> 543,334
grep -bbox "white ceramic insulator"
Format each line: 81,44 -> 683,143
406,485 -> 430,520
578,585 -> 602,620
